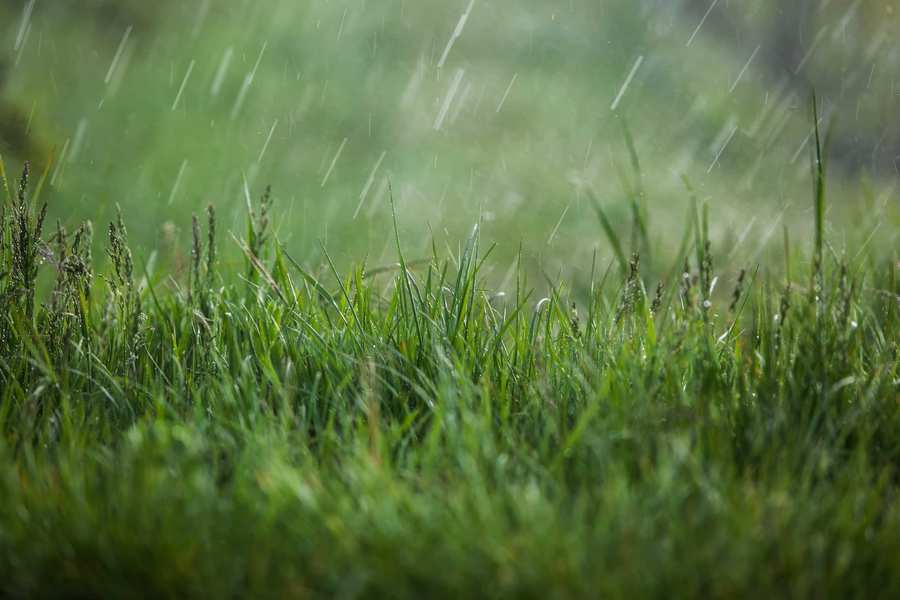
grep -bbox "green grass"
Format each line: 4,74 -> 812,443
2,4 -> 899,597
1,136 -> 899,597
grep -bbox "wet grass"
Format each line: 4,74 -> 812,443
0,136 -> 899,598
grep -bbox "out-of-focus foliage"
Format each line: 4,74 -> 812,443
0,0 -> 173,166
0,0 -> 897,277
684,0 -> 900,174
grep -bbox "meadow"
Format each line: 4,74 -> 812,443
1,1 -> 899,597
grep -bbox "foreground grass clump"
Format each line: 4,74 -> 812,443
0,156 -> 898,598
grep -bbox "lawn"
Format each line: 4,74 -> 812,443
1,1 -> 899,598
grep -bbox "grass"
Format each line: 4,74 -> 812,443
1,121 -> 899,597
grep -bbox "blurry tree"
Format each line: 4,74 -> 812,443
1,0 -> 170,33
1,0 -> 171,166
0,59 -> 48,168
769,2 -> 816,75
682,0 -> 899,177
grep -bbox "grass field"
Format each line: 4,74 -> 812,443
1,123 -> 899,595
2,1 -> 900,598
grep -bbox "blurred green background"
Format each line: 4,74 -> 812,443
1,0 -> 898,280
